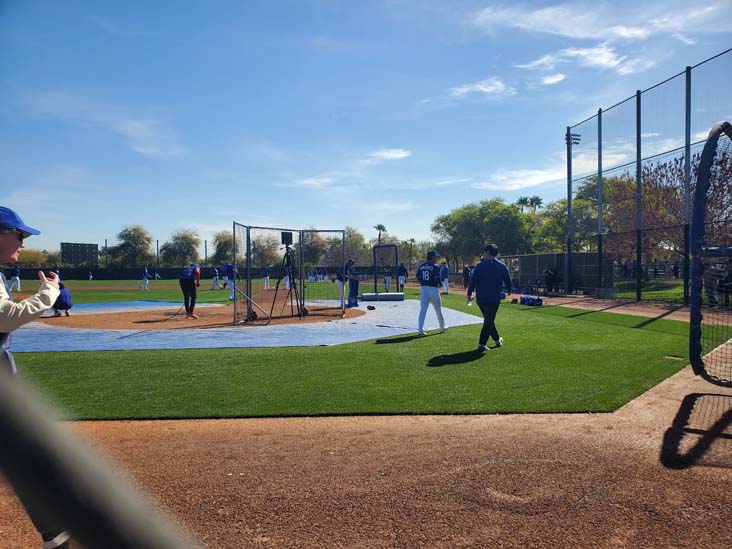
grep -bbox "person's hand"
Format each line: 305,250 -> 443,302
39,270 -> 59,289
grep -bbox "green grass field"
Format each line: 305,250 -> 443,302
16,284 -> 690,420
615,278 -> 685,302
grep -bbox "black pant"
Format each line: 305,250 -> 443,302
478,301 -> 501,345
179,278 -> 197,313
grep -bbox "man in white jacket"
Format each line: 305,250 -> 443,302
0,206 -> 69,548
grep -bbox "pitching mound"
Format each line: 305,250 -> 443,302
37,304 -> 365,330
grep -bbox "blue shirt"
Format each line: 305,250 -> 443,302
397,265 -> 407,277
54,288 -> 73,309
221,263 -> 232,278
180,264 -> 200,280
12,265 -> 20,277
337,262 -> 352,282
440,265 -> 449,279
417,262 -> 441,287
467,258 -> 512,304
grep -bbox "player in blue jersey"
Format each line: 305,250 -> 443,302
9,263 -> 21,292
467,244 -> 512,352
416,250 -> 446,336
179,263 -> 201,319
140,265 -> 150,290
210,265 -> 223,290
440,261 -> 450,294
397,262 -> 408,292
336,259 -> 355,307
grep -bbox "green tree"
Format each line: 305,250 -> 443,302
108,225 -> 154,267
211,230 -> 233,266
432,199 -> 531,263
160,230 -> 200,266
302,229 -> 328,267
250,235 -> 280,269
345,226 -> 370,265
17,249 -> 47,267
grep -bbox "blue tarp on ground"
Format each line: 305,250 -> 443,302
16,300 -> 483,352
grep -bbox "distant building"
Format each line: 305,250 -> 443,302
60,242 -> 99,266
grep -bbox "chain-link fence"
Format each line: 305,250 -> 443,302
566,48 -> 732,303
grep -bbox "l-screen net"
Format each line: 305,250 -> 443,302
689,121 -> 732,386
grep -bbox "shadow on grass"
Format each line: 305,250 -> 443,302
375,334 -> 425,344
660,392 -> 732,469
427,349 -> 486,367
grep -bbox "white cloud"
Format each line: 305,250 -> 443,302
473,4 -> 650,41
542,73 -> 565,85
671,33 -> 697,45
368,149 -> 412,160
23,91 -> 185,157
518,43 -> 655,76
473,2 -> 731,40
472,166 -> 566,191
449,77 -> 516,98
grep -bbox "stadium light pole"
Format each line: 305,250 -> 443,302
565,128 -> 581,294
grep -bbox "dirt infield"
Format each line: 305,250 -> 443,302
37,303 -> 364,330
3,367 -> 732,547
5,295 -> 732,546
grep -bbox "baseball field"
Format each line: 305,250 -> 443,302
3,279 -> 732,547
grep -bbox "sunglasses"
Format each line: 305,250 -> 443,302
1,229 -> 25,242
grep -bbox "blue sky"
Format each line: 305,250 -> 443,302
1,1 -> 731,253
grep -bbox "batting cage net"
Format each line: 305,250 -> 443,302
232,223 -> 346,324
372,244 -> 400,294
689,121 -> 732,386
301,229 -> 346,316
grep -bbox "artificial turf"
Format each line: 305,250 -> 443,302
17,293 -> 689,419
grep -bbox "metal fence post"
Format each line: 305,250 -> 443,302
683,65 -> 692,305
566,126 -> 573,294
635,90 -> 642,302
597,108 -> 603,289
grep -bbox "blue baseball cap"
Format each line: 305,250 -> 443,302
427,250 -> 439,258
0,206 -> 40,237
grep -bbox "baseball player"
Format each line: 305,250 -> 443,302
397,262 -> 408,292
336,259 -> 355,308
210,265 -> 223,290
9,263 -> 21,291
179,263 -> 201,319
440,261 -> 450,294
221,262 -> 235,300
416,250 -> 446,336
140,265 -> 150,290
467,244 -> 512,352
262,265 -> 272,290
0,206 -> 71,549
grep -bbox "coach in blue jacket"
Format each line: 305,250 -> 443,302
467,244 -> 512,353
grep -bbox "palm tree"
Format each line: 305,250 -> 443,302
516,196 -> 530,213
373,224 -> 387,244
529,195 -> 543,214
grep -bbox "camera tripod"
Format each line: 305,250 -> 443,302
270,244 -> 307,318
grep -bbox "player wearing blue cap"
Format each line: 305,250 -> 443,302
440,261 -> 450,294
416,250 -> 446,336
0,206 -> 71,548
467,244 -> 512,352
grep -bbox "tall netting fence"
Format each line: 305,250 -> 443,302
565,48 -> 732,304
